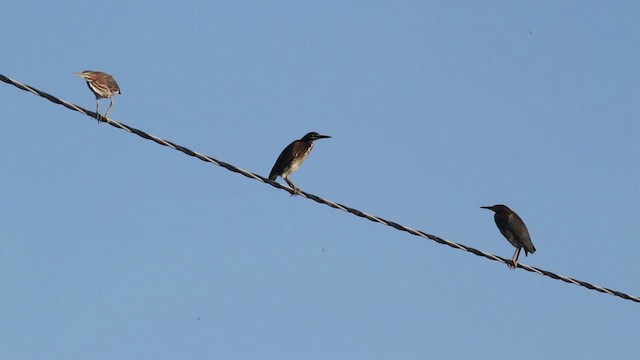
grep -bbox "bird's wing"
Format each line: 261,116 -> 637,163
269,141 -> 297,179
106,77 -> 121,94
506,213 -> 535,253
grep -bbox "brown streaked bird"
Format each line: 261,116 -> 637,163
481,204 -> 536,269
268,132 -> 331,195
74,70 -> 121,120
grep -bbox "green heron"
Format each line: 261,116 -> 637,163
481,204 -> 536,269
269,131 -> 331,194
74,70 -> 121,120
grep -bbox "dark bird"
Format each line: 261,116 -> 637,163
74,70 -> 121,120
268,131 -> 331,194
481,204 -> 536,269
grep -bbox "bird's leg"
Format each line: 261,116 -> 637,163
284,176 -> 299,196
105,97 -> 114,119
95,100 -> 101,123
510,248 -> 521,269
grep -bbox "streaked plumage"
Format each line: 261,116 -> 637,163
481,204 -> 536,269
269,132 -> 331,194
74,70 -> 121,120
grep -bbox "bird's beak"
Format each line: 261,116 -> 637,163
73,72 -> 83,77
315,134 -> 331,140
480,206 -> 492,210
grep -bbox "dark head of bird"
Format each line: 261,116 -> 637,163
301,132 -> 331,142
480,204 -> 510,213
73,70 -> 97,80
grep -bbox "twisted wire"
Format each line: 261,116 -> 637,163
2,73 -> 638,304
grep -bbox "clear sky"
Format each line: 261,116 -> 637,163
2,1 -> 639,359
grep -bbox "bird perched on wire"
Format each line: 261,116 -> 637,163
268,131 -> 331,195
481,204 -> 536,269
74,70 -> 121,121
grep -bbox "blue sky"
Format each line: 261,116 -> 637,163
2,1 -> 638,359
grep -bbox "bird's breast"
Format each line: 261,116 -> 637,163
284,146 -> 312,176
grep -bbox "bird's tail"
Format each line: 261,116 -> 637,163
525,244 -> 537,256
268,171 -> 277,181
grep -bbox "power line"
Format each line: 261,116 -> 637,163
2,73 -> 638,304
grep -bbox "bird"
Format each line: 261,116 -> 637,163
481,204 -> 536,269
74,70 -> 121,121
268,131 -> 331,195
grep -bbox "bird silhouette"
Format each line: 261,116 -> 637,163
481,204 -> 536,269
269,132 -> 331,195
74,70 -> 121,121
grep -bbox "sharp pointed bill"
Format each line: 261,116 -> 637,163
268,131 -> 331,195
481,204 -> 536,269
74,70 -> 121,122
